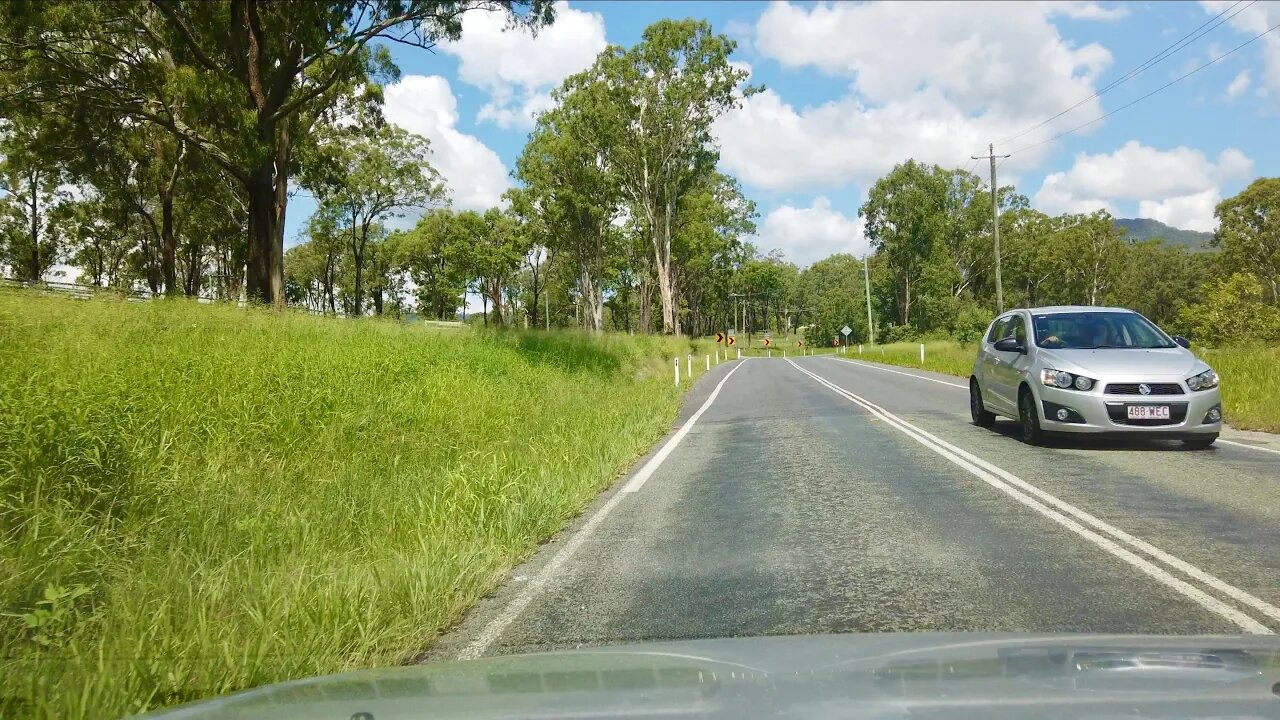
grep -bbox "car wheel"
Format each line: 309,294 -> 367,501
1182,433 -> 1218,449
969,378 -> 996,428
1018,386 -> 1043,445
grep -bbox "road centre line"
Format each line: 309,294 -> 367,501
786,358 -> 1277,634
836,357 -> 968,389
831,357 -> 1280,460
457,358 -> 750,660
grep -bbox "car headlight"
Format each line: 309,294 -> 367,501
1186,369 -> 1219,391
1041,369 -> 1094,390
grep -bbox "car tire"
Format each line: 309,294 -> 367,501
1182,433 -> 1218,449
1018,386 -> 1043,445
970,378 -> 996,428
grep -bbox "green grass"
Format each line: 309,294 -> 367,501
847,340 -> 977,378
0,290 -> 704,719
1195,346 -> 1280,433
841,339 -> 1280,433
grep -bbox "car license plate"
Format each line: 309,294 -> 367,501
1127,405 -> 1170,420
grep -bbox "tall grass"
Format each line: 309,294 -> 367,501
845,340 -> 977,377
1196,346 -> 1280,433
0,291 -> 699,719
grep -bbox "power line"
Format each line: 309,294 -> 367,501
996,0 -> 1255,148
1007,18 -> 1280,158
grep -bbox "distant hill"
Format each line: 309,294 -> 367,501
1115,218 -> 1214,251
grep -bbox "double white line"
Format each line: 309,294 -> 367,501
786,358 -> 1280,634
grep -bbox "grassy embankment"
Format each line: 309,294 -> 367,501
0,291 -> 707,719
839,340 -> 1280,433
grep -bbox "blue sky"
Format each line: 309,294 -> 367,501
286,0 -> 1280,268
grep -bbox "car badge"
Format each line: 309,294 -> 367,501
1139,383 -> 1151,395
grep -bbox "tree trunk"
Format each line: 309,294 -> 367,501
652,202 -> 679,335
245,164 -> 279,306
373,287 -> 384,315
24,171 -> 40,283
580,264 -> 603,332
161,193 -> 177,296
486,279 -> 504,326
639,276 -> 653,333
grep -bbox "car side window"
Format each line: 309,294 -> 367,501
987,317 -> 1009,343
1011,315 -> 1027,344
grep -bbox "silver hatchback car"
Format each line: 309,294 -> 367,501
969,306 -> 1223,447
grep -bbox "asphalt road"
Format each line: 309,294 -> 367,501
430,356 -> 1280,660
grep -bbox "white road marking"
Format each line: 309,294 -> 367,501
829,358 -> 1280,460
457,358 -> 750,660
622,358 -> 751,493
786,359 -> 1276,634
836,357 -> 968,389
1218,439 -> 1280,456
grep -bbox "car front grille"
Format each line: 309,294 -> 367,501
1104,382 -> 1184,395
1105,402 -> 1189,426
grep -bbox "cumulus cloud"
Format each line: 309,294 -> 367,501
382,75 -> 511,211
1034,141 -> 1252,230
1224,69 -> 1251,100
442,1 -> 607,129
751,197 -> 869,267
717,2 -> 1114,194
1202,0 -> 1280,102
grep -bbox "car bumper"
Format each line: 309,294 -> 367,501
1035,384 -> 1222,436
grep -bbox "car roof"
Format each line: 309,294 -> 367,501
1014,306 -> 1135,315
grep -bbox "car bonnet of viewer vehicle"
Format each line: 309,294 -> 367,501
137,633 -> 1280,719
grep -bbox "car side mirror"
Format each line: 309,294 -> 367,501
993,337 -> 1026,354
1173,335 -> 1190,349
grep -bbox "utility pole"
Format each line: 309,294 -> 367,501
972,143 -> 1011,313
863,255 -> 874,344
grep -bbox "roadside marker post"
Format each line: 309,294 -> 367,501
706,354 -> 710,371
920,343 -> 925,363
859,344 -> 863,355
687,354 -> 692,379
674,357 -> 680,386
737,348 -> 741,359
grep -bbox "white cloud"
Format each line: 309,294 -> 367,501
442,1 -> 607,129
753,2 -> 1110,118
1202,0 -> 1280,102
1046,1 -> 1130,21
382,75 -> 511,211
719,2 -> 1113,193
1138,190 -> 1222,232
1034,141 -> 1252,229
751,197 -> 869,267
1224,69 -> 1251,100
715,88 -> 1048,192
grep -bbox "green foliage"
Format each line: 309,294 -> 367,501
1174,273 -> 1280,345
1214,177 -> 1280,303
0,290 -> 692,719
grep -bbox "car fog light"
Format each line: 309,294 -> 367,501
1056,408 -> 1070,421
1208,407 -> 1221,422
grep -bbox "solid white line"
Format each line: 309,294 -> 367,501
786,359 -> 1276,634
833,358 -> 1280,461
622,358 -> 751,493
833,357 -> 968,389
1218,438 -> 1280,457
456,358 -> 750,660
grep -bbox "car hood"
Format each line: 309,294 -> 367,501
138,633 -> 1280,720
1039,347 -> 1206,378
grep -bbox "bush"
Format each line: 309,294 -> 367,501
1174,273 -> 1280,346
881,322 -> 919,343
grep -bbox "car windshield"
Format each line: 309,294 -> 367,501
1033,312 -> 1176,349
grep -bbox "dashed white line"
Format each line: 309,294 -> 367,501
835,357 -> 968,389
787,358 -> 1276,634
456,358 -> 749,660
